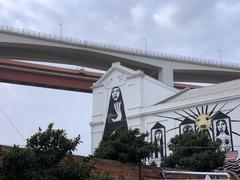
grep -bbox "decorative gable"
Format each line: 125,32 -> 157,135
92,62 -> 144,89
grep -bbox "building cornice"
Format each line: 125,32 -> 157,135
127,94 -> 240,119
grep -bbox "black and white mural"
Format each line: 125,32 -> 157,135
103,86 -> 128,136
212,112 -> 233,151
151,122 -> 166,159
179,118 -> 196,134
156,103 -> 240,152
151,102 -> 240,174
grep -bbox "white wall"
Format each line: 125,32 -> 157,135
91,63 -> 240,163
91,64 -> 177,153
143,98 -> 240,159
143,76 -> 177,107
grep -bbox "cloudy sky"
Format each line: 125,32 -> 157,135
0,0 -> 240,155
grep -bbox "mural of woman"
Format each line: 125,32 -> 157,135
103,86 -> 128,136
215,119 -> 232,151
154,130 -> 163,158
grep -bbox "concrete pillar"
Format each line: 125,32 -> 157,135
158,66 -> 174,87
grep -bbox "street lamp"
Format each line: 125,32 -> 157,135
216,49 -> 222,64
59,23 -> 62,38
142,38 -> 147,52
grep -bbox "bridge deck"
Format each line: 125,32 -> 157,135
0,25 -> 240,84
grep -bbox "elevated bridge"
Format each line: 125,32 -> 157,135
0,25 -> 240,86
0,60 -> 198,92
0,59 -> 101,93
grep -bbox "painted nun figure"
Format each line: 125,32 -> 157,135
103,86 -> 128,136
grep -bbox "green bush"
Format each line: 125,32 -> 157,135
95,126 -> 158,180
161,130 -> 225,171
95,127 -> 157,164
0,123 -> 112,180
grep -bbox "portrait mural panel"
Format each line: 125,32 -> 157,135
179,118 -> 196,134
151,122 -> 166,159
212,112 -> 233,151
103,86 -> 128,136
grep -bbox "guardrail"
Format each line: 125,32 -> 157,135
160,170 -> 231,179
0,25 -> 240,70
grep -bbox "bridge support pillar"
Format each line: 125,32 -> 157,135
158,67 -> 173,87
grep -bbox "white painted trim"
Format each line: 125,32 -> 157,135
92,62 -> 144,88
128,94 -> 240,119
91,130 -> 103,134
89,121 -> 104,127
92,114 -> 103,118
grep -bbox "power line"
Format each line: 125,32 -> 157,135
0,106 -> 26,143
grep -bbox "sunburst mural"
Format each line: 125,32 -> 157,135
151,102 -> 240,175
154,102 -> 240,152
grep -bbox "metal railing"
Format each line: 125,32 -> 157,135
0,25 -> 240,70
160,170 -> 231,179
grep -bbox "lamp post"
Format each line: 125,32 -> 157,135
217,49 -> 222,64
59,23 -> 62,38
142,38 -> 147,52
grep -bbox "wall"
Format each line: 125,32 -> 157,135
73,156 -> 238,180
91,64 -> 176,153
144,98 -> 240,158
91,63 -> 240,175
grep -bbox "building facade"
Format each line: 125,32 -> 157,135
91,62 -> 240,172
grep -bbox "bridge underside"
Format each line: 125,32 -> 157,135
0,60 -> 199,92
1,44 -> 240,84
174,70 -> 240,83
0,60 -> 101,93
0,27 -> 240,85
0,43 -> 156,73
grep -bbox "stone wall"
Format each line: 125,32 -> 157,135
74,156 -> 161,180
73,156 -> 239,180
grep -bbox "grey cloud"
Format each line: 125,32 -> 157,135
2,0 -> 239,62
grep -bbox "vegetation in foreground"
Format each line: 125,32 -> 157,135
0,123 -> 112,180
161,130 -> 225,172
95,126 -> 158,180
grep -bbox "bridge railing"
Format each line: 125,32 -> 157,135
0,25 -> 240,70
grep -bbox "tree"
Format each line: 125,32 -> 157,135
0,123 -> 112,180
94,126 -> 158,180
161,130 -> 225,172
26,123 -> 80,169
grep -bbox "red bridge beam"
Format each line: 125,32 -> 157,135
0,59 -> 102,93
0,60 -> 200,92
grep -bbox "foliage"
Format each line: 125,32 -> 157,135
95,127 -> 158,180
161,130 -> 225,171
0,145 -> 36,180
26,123 -> 80,169
0,123 -> 112,180
50,159 -> 92,180
94,126 -> 158,164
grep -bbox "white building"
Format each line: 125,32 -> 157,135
91,62 -> 240,169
